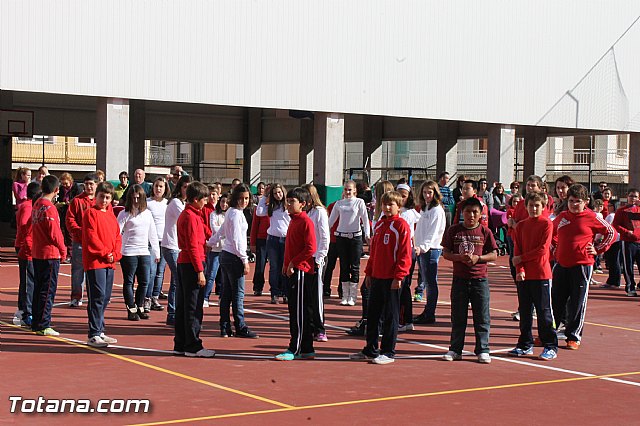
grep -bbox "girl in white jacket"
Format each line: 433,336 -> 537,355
118,185 -> 160,321
413,180 -> 446,324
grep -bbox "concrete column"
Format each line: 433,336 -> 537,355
436,120 -> 459,178
129,100 -> 146,174
96,98 -> 131,180
523,126 -> 548,179
363,116 -> 383,184
487,124 -> 515,186
299,118 -> 314,185
630,133 -> 640,190
0,90 -> 14,222
313,112 -> 344,204
243,108 -> 262,188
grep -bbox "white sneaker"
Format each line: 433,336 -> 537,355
442,351 -> 462,361
347,297 -> 355,306
398,323 -> 414,332
477,353 -> 492,364
12,310 -> 23,326
87,336 -> 109,348
203,300 -> 210,308
372,354 -> 395,365
340,298 -> 349,306
185,348 -> 216,358
99,333 -> 118,344
69,299 -> 83,307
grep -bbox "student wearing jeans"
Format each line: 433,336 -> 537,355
212,183 -> 259,339
145,177 -> 169,312
413,180 -> 446,325
118,185 -> 160,321
442,197 -> 498,364
161,175 -> 192,325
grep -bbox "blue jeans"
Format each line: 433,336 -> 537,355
120,255 -> 151,308
71,242 -> 86,300
17,255 -> 34,318
31,259 -> 60,331
219,251 -> 247,331
449,277 -> 490,355
417,249 -> 442,319
162,247 -> 180,319
266,235 -> 287,297
204,251 -> 221,301
86,268 -> 114,338
147,242 -> 166,298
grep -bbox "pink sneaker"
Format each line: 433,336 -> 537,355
315,333 -> 328,342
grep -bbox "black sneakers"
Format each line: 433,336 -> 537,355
235,328 -> 259,339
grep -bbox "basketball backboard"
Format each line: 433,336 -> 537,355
0,109 -> 34,137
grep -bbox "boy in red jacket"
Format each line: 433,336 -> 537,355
509,192 -> 557,360
442,197 -> 498,364
611,188 -> 640,297
13,182 -> 40,327
65,173 -> 97,307
551,184 -> 616,350
349,191 -> 412,365
175,181 -> 215,358
82,182 -> 122,347
31,175 -> 67,336
275,187 -> 317,361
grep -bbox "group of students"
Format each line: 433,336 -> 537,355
12,164 -> 636,364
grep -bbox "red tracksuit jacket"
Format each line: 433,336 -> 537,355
513,215 -> 553,279
82,206 -> 123,270
611,204 -> 640,243
15,201 -> 33,260
364,214 -> 412,280
551,209 -> 617,267
65,192 -> 94,243
177,204 -> 206,272
284,211 -> 317,274
31,197 -> 66,260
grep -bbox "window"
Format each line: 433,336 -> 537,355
76,137 -> 95,146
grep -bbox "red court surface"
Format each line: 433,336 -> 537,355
2,246 -> 640,425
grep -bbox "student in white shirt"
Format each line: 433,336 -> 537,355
144,177 -> 168,313
413,180 -> 446,325
302,184 -> 331,342
328,180 -> 370,306
118,185 -> 160,321
212,183 -> 259,339
161,175 -> 192,325
256,183 -> 291,304
397,182 -> 420,332
204,191 -> 227,306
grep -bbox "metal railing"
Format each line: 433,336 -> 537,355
261,160 -> 299,186
12,136 -> 96,165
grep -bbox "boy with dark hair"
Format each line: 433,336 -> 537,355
509,192 -> 558,360
442,197 -> 498,363
349,190 -> 412,364
175,181 -> 216,357
453,180 -> 489,228
66,173 -> 98,307
31,175 -> 67,336
275,187 -> 318,361
551,184 -> 616,349
611,188 -> 640,297
13,182 -> 40,327
82,182 -> 122,347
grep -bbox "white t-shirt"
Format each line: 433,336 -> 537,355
146,198 -> 168,240
117,209 -> 160,259
161,198 -> 185,250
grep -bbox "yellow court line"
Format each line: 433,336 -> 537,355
489,307 -> 640,333
0,321 -> 292,409
128,370 -> 640,426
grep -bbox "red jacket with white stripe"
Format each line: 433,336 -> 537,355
551,209 -> 617,267
31,197 -> 67,260
364,214 -> 412,280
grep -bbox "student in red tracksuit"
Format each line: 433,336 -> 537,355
509,192 -> 558,361
31,175 -> 67,336
250,199 -> 270,296
14,182 -> 40,327
65,173 -> 98,307
611,188 -> 640,297
275,187 -> 317,361
350,191 -> 412,365
174,181 -> 215,358
82,182 -> 122,348
551,184 -> 616,350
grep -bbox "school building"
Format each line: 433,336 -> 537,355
2,1 -> 640,213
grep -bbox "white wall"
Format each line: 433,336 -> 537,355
2,1 -> 639,132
